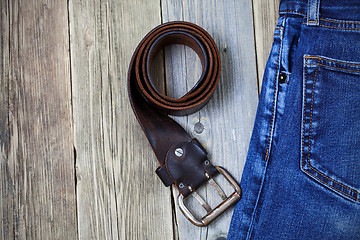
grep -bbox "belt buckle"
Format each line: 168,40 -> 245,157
177,166 -> 241,227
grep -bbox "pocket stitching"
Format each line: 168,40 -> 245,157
306,56 -> 360,67
318,64 -> 360,74
301,22 -> 360,31
302,56 -> 360,202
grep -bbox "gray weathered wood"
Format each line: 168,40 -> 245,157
0,0 -> 77,239
0,0 -> 279,239
252,0 -> 280,91
162,0 -> 259,238
0,1 -> 12,238
69,0 -> 174,239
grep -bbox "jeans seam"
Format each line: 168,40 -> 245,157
244,160 -> 271,240
279,10 -> 306,16
301,22 -> 360,30
303,16 -> 360,25
264,25 -> 284,161
300,16 -> 360,24
306,56 -> 360,66
245,17 -> 286,239
321,18 -> 360,24
318,64 -> 360,73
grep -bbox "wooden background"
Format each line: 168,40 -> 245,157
0,0 -> 279,239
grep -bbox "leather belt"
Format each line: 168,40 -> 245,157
128,21 -> 241,227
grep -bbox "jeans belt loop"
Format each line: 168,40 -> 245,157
307,0 -> 320,26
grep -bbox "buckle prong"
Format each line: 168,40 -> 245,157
205,172 -> 227,200
208,177 -> 227,200
178,166 -> 241,227
189,187 -> 212,213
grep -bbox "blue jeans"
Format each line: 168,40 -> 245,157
228,0 -> 360,239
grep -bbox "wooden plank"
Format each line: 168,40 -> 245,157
162,0 -> 259,238
0,0 -> 280,238
252,0 -> 280,91
69,0 -> 174,239
0,0 -> 77,239
0,1 -> 12,239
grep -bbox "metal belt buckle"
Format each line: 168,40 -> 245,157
178,166 -> 241,227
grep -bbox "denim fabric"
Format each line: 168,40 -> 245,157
228,0 -> 360,239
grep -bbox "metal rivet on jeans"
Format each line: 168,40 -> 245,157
279,72 -> 287,83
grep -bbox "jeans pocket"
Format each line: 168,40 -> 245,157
301,55 -> 360,203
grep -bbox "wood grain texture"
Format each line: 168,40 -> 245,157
252,0 -> 280,91
69,0 -> 174,239
162,0 -> 259,239
0,1 -> 12,238
0,0 -> 280,238
0,0 -> 77,239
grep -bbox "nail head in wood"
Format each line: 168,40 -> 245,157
194,122 -> 204,134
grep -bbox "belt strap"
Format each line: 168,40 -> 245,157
128,21 -> 241,226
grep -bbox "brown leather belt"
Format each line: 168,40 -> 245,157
128,21 -> 241,227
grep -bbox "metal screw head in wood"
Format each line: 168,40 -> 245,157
175,148 -> 184,157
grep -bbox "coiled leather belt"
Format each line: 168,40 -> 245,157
128,21 -> 241,227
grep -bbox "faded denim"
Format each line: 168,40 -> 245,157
228,0 -> 360,239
